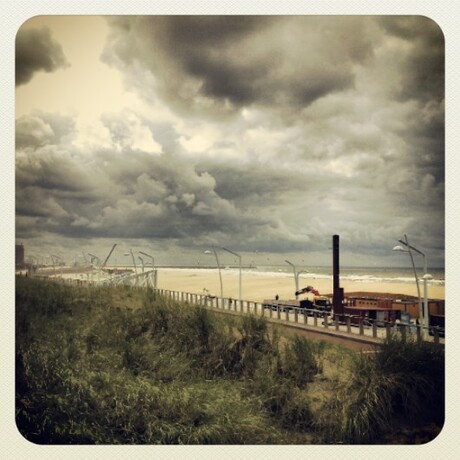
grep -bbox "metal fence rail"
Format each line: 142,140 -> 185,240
25,273 -> 444,345
156,288 -> 444,346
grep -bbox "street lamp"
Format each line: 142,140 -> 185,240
204,247 -> 223,298
285,260 -> 299,298
139,251 -> 155,270
139,251 -> 157,288
222,247 -> 242,302
397,237 -> 432,336
124,249 -> 138,274
393,235 -> 431,337
138,256 -> 145,273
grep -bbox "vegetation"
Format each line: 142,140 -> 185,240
16,277 -> 444,444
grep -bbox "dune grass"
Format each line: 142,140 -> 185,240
15,277 -> 444,444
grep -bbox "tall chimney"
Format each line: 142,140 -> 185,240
332,235 -> 344,316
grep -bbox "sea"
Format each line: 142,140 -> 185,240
157,264 -> 445,287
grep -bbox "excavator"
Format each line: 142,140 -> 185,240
295,285 -> 332,315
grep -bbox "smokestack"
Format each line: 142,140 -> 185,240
332,235 -> 344,316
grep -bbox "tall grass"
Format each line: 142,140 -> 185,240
316,334 -> 445,444
15,277 -> 444,444
16,278 -> 322,444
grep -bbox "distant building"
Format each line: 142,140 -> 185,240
16,244 -> 25,268
344,295 -> 445,326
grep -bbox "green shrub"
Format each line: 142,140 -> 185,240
320,335 -> 445,444
281,336 -> 322,388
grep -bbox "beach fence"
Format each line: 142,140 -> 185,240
34,269 -> 158,289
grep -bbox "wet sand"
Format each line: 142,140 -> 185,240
156,268 -> 445,302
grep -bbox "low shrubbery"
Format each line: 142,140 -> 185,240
315,334 -> 445,444
15,277 -> 444,444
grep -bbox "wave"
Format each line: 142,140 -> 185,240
159,266 -> 445,286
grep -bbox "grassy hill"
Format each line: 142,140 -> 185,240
15,277 -> 444,444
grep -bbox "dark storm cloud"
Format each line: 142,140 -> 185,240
15,112 -> 265,243
102,16 -> 375,114
377,16 -> 444,102
16,26 -> 69,86
15,17 -> 445,266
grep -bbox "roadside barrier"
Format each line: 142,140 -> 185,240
25,273 -> 443,345
156,288 -> 443,346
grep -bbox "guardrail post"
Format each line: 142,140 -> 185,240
294,308 -> 298,323
372,321 -> 377,338
314,312 -> 318,327
286,308 -> 289,321
303,312 -> 307,325
416,325 -> 422,343
335,314 -> 340,331
277,307 -> 281,320
401,324 -> 407,342
240,300 -> 244,313
386,322 -> 392,339
324,314 -> 328,329
359,317 -> 364,335
346,316 -> 351,333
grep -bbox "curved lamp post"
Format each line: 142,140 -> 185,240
205,247 -> 223,298
138,256 -> 145,272
222,247 -> 242,302
139,251 -> 155,270
393,235 -> 431,337
285,259 -> 300,299
139,251 -> 156,288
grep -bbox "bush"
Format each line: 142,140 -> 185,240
320,335 -> 445,444
281,336 -> 322,388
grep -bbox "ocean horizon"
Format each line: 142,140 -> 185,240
145,265 -> 445,287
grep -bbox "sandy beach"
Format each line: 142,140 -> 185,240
156,268 -> 445,302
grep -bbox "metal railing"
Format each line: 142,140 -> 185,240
24,273 -> 443,345
156,288 -> 444,345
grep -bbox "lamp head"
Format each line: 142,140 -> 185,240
392,245 -> 408,252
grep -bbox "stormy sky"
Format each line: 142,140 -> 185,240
15,16 -> 445,268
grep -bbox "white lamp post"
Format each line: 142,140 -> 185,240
285,260 -> 299,298
139,251 -> 156,288
138,256 -> 145,272
205,247 -> 223,298
422,273 -> 433,333
393,235 -> 431,338
222,247 -> 242,302
139,251 -> 155,270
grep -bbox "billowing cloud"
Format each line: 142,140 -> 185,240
102,16 -> 377,116
15,16 -> 445,267
16,26 -> 69,86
